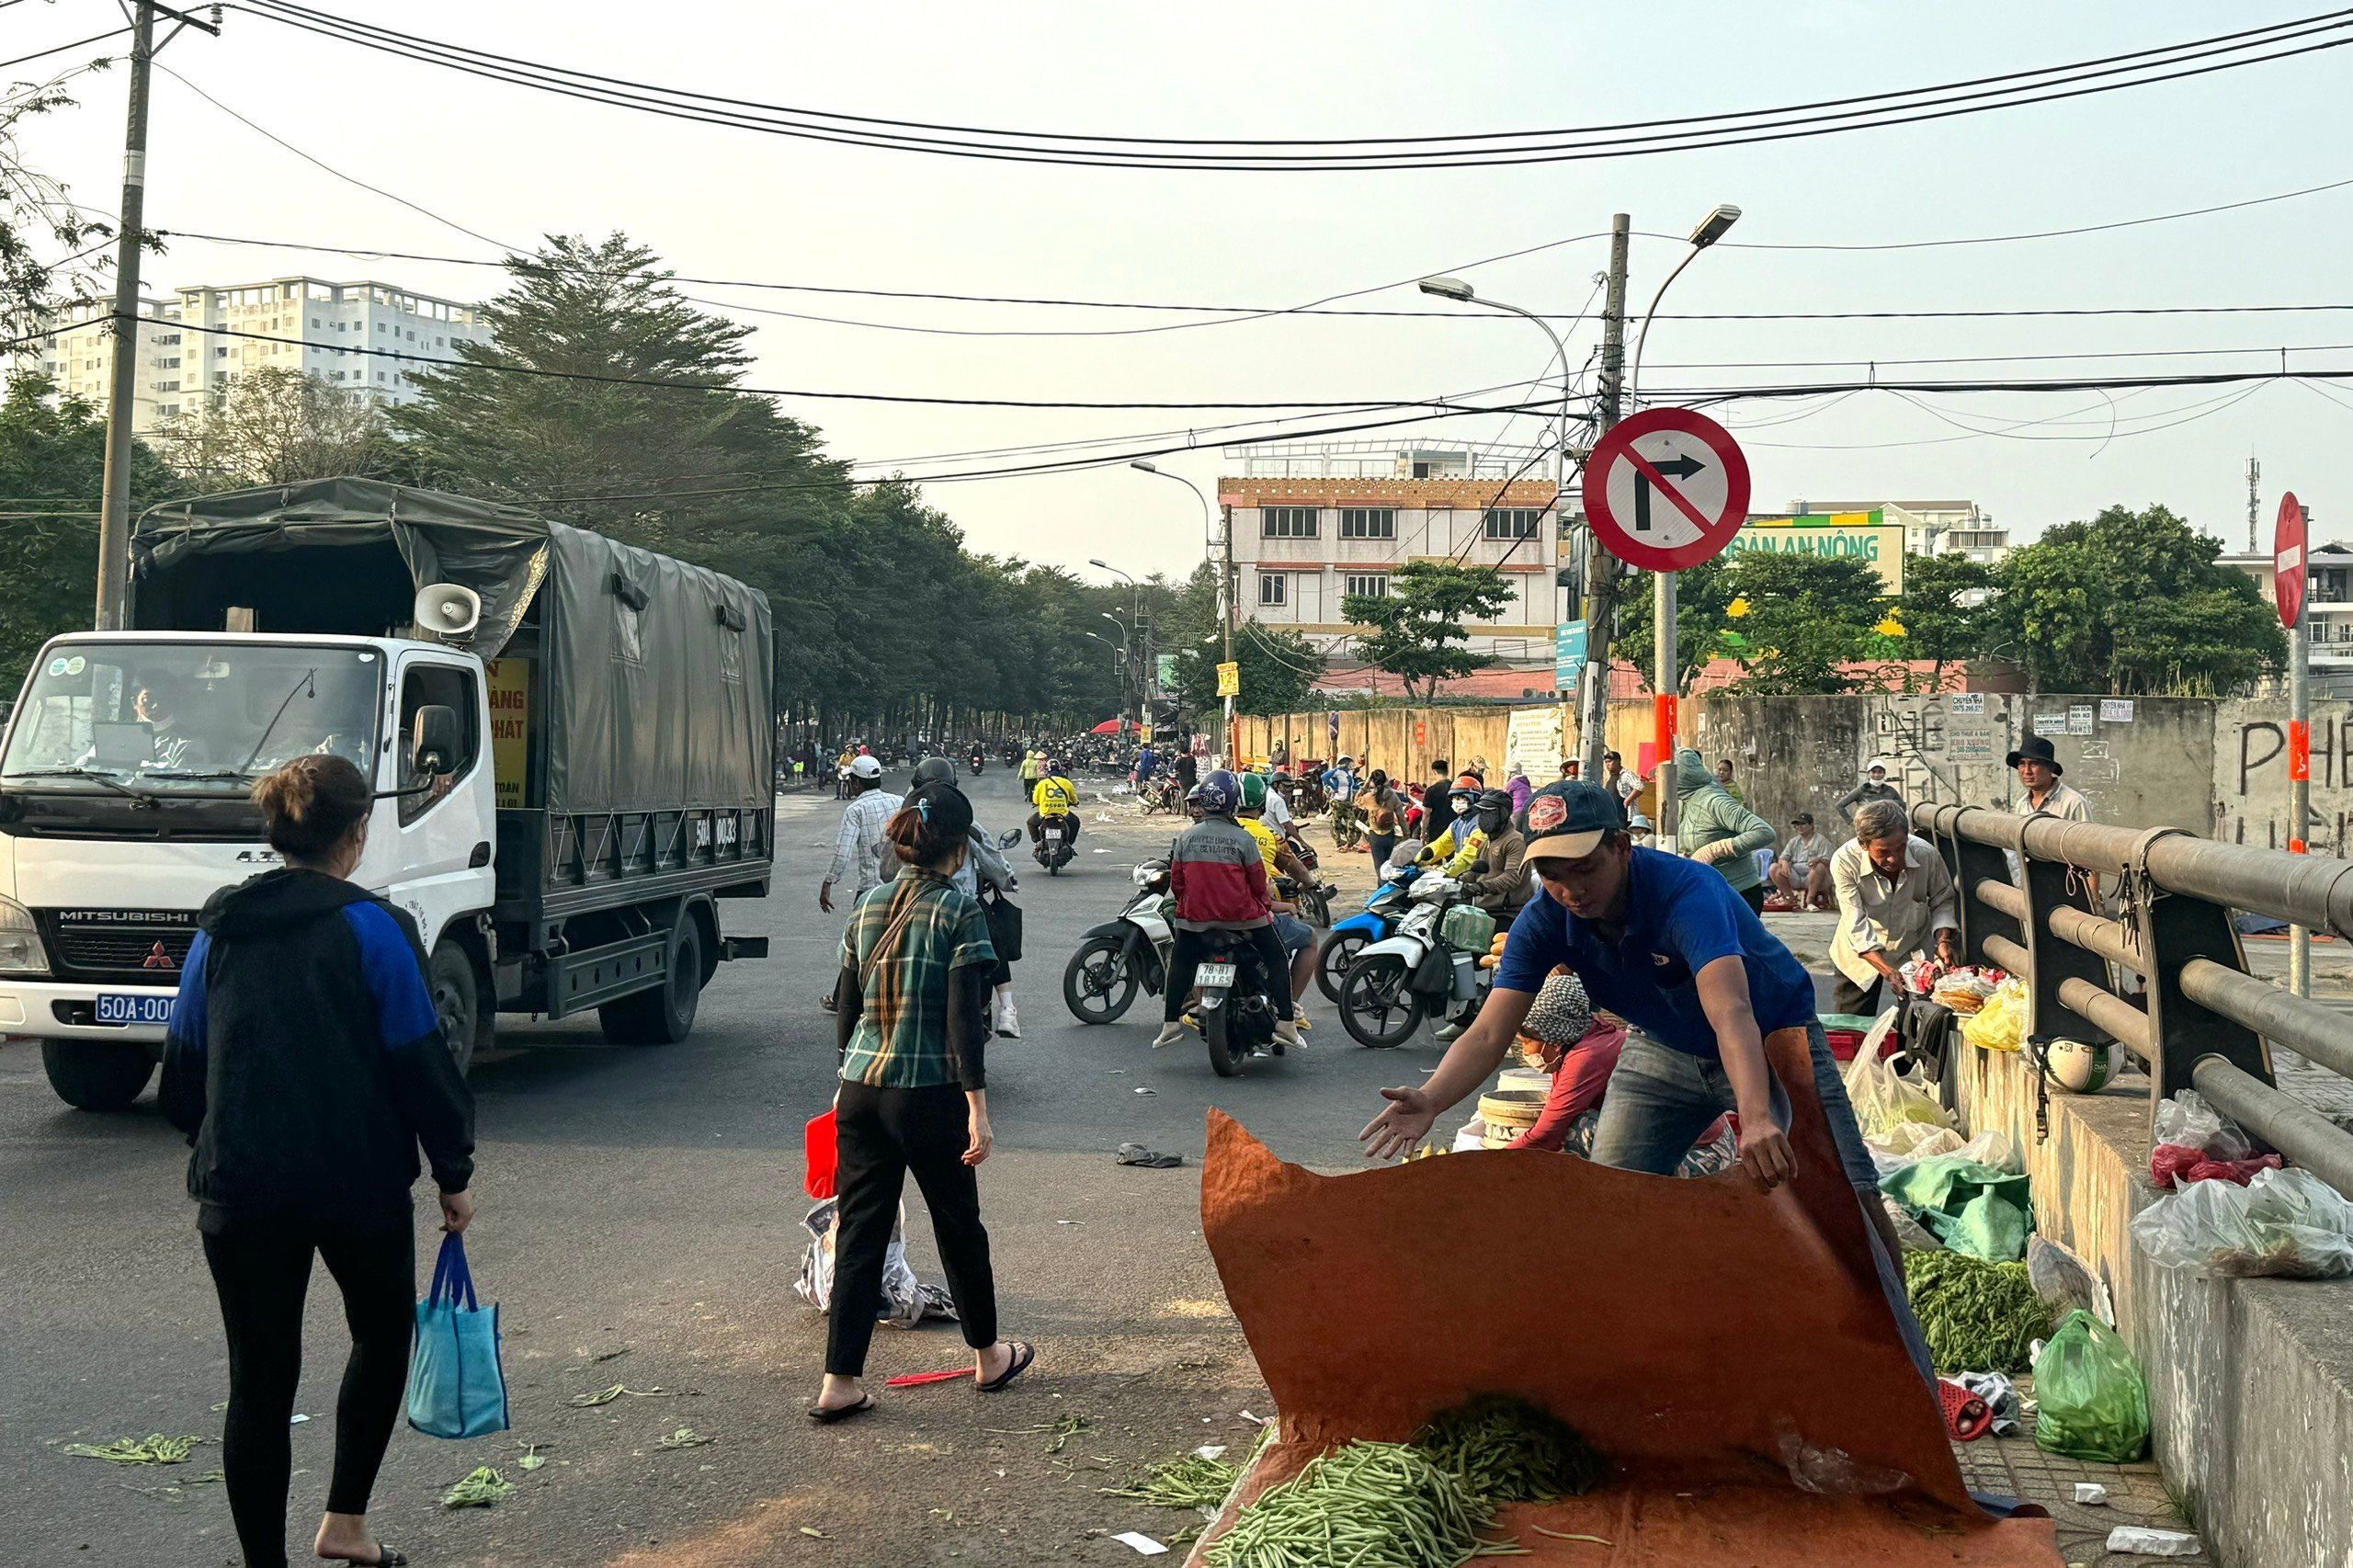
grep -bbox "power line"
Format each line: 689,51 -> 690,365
228,1 -> 2353,170
0,28 -> 133,73
151,226 -> 2353,329
140,314 -> 1593,413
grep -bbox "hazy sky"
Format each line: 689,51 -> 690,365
15,0 -> 2352,581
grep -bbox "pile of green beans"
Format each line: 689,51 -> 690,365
1106,1451 -> 1244,1510
1207,1441 -> 1525,1568
1904,1250 -> 2051,1374
1414,1397 -> 1607,1503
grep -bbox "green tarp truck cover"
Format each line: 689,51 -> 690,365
131,477 -> 773,815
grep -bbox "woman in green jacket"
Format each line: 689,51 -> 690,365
1672,748 -> 1777,914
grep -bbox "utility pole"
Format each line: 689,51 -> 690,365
2290,500 -> 2312,999
92,1 -> 219,631
1574,214 -> 1631,780
1222,503 -> 1238,763
2245,455 -> 2261,555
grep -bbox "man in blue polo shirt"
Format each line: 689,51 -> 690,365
1361,779 -> 1930,1380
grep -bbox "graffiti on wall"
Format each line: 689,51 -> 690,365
2219,707 -> 2353,855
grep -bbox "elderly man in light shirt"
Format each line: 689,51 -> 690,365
1829,799 -> 1960,1015
1769,811 -> 1836,911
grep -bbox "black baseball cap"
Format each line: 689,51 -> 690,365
907,780 -> 974,839
1522,780 -> 1627,861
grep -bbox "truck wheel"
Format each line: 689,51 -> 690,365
42,1039 -> 155,1111
430,944 -> 486,1074
599,919 -> 702,1045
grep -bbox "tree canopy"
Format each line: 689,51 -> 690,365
1617,551 -> 1890,695
1340,561 -> 1515,702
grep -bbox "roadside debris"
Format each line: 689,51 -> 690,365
2105,1526 -> 2201,1557
1903,1252 -> 2050,1374
2072,1483 -> 2109,1506
1117,1143 -> 1185,1168
62,1435 -> 204,1464
441,1467 -> 515,1508
517,1443 -> 549,1471
656,1426 -> 716,1449
1111,1531 -> 1170,1556
1102,1451 -> 1241,1508
566,1383 -> 676,1407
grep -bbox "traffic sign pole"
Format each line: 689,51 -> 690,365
2279,492 -> 2312,997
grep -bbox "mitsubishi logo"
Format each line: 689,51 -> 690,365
142,942 -> 176,971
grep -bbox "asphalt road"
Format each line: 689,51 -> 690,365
0,768 -> 1420,1568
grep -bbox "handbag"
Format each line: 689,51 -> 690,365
404,1233 -> 510,1439
978,883 -> 1023,964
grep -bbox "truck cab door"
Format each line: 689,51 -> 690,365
381,653 -> 495,942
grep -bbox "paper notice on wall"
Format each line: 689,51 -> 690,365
2033,711 -> 2068,737
1949,717 -> 1995,759
1505,706 -> 1564,780
2068,704 -> 2096,735
2099,699 -> 2134,723
1949,692 -> 1986,715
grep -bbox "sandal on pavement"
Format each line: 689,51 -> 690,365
976,1341 -> 1036,1393
806,1394 -> 877,1424
321,1551 -> 406,1567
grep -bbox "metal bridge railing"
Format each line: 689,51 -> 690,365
1912,801 -> 2353,1201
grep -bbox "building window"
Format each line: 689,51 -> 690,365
1338,507 -> 1396,539
1262,506 -> 1319,540
1258,574 -> 1288,607
215,346 -> 228,358
1345,573 -> 1388,599
1483,508 -> 1543,540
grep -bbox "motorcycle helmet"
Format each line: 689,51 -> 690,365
910,756 -> 957,788
1475,787 -> 1514,831
1196,769 -> 1241,817
849,755 -> 883,780
1449,772 -> 1483,801
1238,772 -> 1268,812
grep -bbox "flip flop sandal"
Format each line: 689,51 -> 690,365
806,1394 -> 877,1424
976,1341 -> 1036,1393
324,1551 -> 406,1567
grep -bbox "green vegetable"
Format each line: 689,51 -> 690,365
1414,1397 -> 1606,1503
441,1467 -> 515,1509
656,1426 -> 715,1449
1904,1249 -> 2052,1374
1207,1440 -> 1525,1568
1103,1452 -> 1242,1510
63,1435 -> 204,1464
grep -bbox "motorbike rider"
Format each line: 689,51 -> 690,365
968,742 -> 986,774
909,757 -> 1023,1037
1029,759 -> 1081,850
1455,788 -> 1531,923
1154,770 -> 1301,1051
1418,775 -> 1490,870
1236,774 -> 1321,1007
1131,741 -> 1160,790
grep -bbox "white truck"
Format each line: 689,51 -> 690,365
0,479 -> 774,1109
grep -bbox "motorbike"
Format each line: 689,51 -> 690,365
1275,835 -> 1333,927
1313,856 -> 1421,1001
1063,861 -> 1171,1026
968,749 -> 985,776
1034,812 -> 1078,875
1336,872 -> 1496,1049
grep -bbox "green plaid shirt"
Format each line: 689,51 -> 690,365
838,870 -> 997,1088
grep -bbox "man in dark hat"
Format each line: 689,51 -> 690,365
2005,733 -> 2091,825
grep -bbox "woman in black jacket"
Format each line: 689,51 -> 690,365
161,754 -> 475,1568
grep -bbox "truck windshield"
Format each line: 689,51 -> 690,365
2,643 -> 381,794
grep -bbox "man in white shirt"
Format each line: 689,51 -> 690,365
820,756 -> 902,914
1769,812 -> 1836,911
2007,733 -> 2092,824
1830,800 -> 1960,1015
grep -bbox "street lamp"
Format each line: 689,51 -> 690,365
1090,556 -> 1151,722
1131,460 -> 1231,759
1625,202 -> 1740,855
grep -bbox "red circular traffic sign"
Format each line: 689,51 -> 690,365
2275,491 -> 2306,631
1580,406 -> 1751,573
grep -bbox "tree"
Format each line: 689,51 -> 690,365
1163,562 -> 1323,717
0,375 -> 180,690
1897,551 -> 1994,682
1340,562 -> 1514,702
2,60 -> 119,344
152,367 -> 389,486
1988,504 -> 2281,694
1616,551 -> 1884,694
1614,556 -> 1735,694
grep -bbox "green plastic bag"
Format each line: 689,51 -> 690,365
1880,1157 -> 2034,1262
2032,1310 -> 2149,1462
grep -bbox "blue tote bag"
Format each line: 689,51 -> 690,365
405,1233 -> 509,1439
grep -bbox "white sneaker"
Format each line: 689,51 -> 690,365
1273,1018 -> 1302,1049
1153,1022 -> 1188,1049
995,994 -> 1022,1039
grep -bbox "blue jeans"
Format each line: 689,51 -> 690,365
1271,913 -> 1314,956
1589,1018 -> 1934,1384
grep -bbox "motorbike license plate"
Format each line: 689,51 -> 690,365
96,993 -> 174,1027
1195,962 -> 1237,987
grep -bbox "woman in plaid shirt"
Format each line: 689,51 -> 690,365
811,783 -> 1034,1421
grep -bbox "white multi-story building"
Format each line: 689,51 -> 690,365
1220,443 -> 1563,665
2221,539 -> 2353,697
1785,498 -> 2010,562
19,276 -> 492,431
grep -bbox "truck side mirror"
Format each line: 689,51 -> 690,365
411,704 -> 461,778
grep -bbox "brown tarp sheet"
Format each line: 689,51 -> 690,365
1193,1026 -> 2063,1566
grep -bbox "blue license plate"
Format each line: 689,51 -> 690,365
95,993 -> 174,1027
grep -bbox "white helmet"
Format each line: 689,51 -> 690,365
849,755 -> 883,779
2043,1038 -> 2119,1095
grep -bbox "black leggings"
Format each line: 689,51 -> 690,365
201,1217 -> 415,1566
1164,926 -> 1295,1022
827,1081 -> 997,1377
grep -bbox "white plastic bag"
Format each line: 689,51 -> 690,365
1953,1127 -> 2023,1175
2129,1167 -> 2353,1278
2152,1089 -> 2254,1160
2026,1234 -> 2114,1325
794,1199 -> 943,1327
1841,1036 -> 1953,1145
